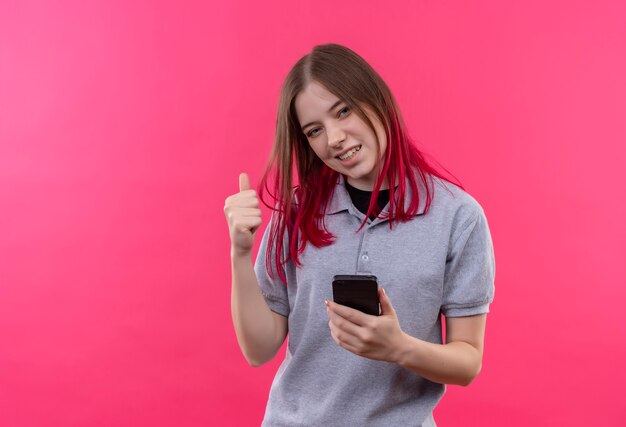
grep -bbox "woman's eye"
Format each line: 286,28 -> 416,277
338,106 -> 350,117
306,107 -> 349,138
307,128 -> 321,138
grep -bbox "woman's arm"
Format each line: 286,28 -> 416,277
231,253 -> 288,367
225,173 -> 288,367
326,289 -> 487,386
394,314 -> 486,386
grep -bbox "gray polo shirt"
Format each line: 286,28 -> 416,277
254,172 -> 496,427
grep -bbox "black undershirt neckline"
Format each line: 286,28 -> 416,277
344,180 -> 392,220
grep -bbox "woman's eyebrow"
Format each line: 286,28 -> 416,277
300,100 -> 343,131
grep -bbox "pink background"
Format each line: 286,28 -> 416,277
1,1 -> 625,425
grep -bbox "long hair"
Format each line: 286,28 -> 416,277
258,43 -> 464,285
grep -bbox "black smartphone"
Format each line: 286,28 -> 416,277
332,275 -> 380,316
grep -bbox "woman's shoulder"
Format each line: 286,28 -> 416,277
427,174 -> 486,222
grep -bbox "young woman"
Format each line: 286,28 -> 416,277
224,43 -> 495,427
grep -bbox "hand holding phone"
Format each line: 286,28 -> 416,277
332,275 -> 380,316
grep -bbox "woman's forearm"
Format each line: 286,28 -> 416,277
392,333 -> 482,386
230,252 -> 283,367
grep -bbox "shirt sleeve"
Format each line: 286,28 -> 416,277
253,215 -> 290,317
441,206 -> 496,317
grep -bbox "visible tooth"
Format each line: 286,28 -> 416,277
339,146 -> 360,160
341,150 -> 354,159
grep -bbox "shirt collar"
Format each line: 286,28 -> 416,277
326,173 -> 429,221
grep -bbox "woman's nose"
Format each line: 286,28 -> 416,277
327,125 -> 346,148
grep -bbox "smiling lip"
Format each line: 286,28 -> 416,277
335,145 -> 361,159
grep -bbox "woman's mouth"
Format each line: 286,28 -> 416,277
337,145 -> 362,161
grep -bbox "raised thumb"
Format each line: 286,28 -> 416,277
239,172 -> 250,192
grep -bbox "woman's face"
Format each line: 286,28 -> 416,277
295,81 -> 388,191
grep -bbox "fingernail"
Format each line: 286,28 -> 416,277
382,288 -> 386,296
324,300 -> 329,306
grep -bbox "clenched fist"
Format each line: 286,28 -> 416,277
224,173 -> 263,257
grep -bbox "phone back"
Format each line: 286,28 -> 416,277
332,275 -> 380,316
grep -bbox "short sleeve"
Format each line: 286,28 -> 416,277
441,207 -> 496,317
253,215 -> 290,317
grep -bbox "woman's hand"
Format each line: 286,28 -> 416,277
326,288 -> 408,363
223,173 -> 262,258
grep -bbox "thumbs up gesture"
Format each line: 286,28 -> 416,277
224,173 -> 263,257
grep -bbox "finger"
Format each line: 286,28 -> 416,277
328,319 -> 360,348
327,307 -> 362,337
230,207 -> 262,218
238,194 -> 260,208
233,216 -> 262,233
327,300 -> 369,327
330,329 -> 358,354
225,191 -> 259,208
379,288 -> 396,316
340,342 -> 361,355
239,173 -> 250,192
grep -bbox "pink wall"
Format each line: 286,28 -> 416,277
1,1 -> 625,425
